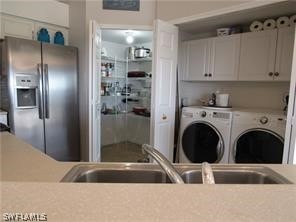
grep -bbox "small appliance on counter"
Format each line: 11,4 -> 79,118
204,92 -> 232,110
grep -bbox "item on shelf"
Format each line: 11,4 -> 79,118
146,72 -> 152,78
101,47 -> 107,57
128,71 -> 147,78
135,47 -> 150,58
142,80 -> 151,88
208,93 -> 216,106
215,93 -> 230,107
263,19 -> 276,30
127,46 -> 136,60
37,28 -> 50,43
101,103 -> 107,114
230,26 -> 242,34
114,82 -> 122,95
121,84 -> 132,95
101,62 -> 114,77
133,106 -> 147,115
101,82 -> 112,96
290,15 -> 296,26
277,16 -> 290,28
217,28 -> 231,36
250,21 -> 263,32
122,98 -> 139,103
54,31 -> 65,45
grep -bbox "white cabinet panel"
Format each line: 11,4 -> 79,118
1,15 -> 34,40
186,38 -> 209,81
239,29 -> 277,81
275,27 -> 295,81
210,34 -> 240,81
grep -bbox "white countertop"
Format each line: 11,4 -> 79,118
1,132 -> 296,222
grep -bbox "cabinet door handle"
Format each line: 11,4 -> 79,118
204,73 -> 208,77
209,73 -> 212,77
162,114 -> 167,120
274,72 -> 279,77
269,72 -> 274,77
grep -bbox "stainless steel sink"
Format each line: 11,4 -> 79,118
61,164 -> 292,184
180,166 -> 292,184
61,164 -> 170,183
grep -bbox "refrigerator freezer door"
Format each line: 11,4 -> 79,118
42,43 -> 80,161
5,37 -> 45,152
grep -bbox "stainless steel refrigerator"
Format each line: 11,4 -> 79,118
2,37 -> 80,161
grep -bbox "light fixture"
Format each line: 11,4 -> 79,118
125,31 -> 134,44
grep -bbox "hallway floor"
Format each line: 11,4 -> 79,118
101,141 -> 147,162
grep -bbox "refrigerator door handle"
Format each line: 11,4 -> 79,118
43,64 -> 50,119
37,64 -> 44,119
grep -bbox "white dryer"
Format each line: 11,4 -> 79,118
179,106 -> 232,164
229,110 -> 286,164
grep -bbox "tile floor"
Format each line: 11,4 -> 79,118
101,141 -> 148,162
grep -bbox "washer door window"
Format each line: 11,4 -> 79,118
182,122 -> 224,163
235,129 -> 284,163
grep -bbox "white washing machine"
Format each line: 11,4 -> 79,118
229,110 -> 286,164
179,106 -> 232,164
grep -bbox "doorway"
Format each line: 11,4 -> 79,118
99,29 -> 153,162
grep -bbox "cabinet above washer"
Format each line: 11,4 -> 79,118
182,34 -> 240,81
181,27 -> 295,82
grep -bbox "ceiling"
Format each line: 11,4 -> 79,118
102,29 -> 153,45
178,1 -> 296,34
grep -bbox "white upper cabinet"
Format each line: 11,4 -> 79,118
184,34 -> 240,81
1,14 -> 69,45
186,38 -> 209,81
239,28 -> 294,81
238,29 -> 277,81
1,15 -> 34,40
209,34 -> 240,81
275,26 -> 295,81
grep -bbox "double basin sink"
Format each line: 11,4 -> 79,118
61,163 -> 292,184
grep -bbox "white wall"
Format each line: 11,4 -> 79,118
102,40 -> 127,60
180,81 -> 290,110
86,0 -> 156,26
156,0 -> 251,22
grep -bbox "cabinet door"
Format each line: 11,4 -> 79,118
35,23 -> 69,45
179,42 -> 188,81
274,27 -> 295,81
209,34 -> 240,81
186,39 -> 210,81
1,15 -> 34,40
238,29 -> 277,81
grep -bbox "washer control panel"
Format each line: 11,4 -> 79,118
213,112 -> 231,120
259,116 -> 269,125
200,111 -> 207,118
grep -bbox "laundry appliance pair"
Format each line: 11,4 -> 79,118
179,106 -> 286,164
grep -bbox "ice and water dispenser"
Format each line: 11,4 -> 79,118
15,74 -> 39,108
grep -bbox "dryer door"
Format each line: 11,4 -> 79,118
234,129 -> 284,163
182,122 -> 224,163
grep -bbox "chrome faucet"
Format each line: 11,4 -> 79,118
202,162 -> 215,184
142,144 -> 184,184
